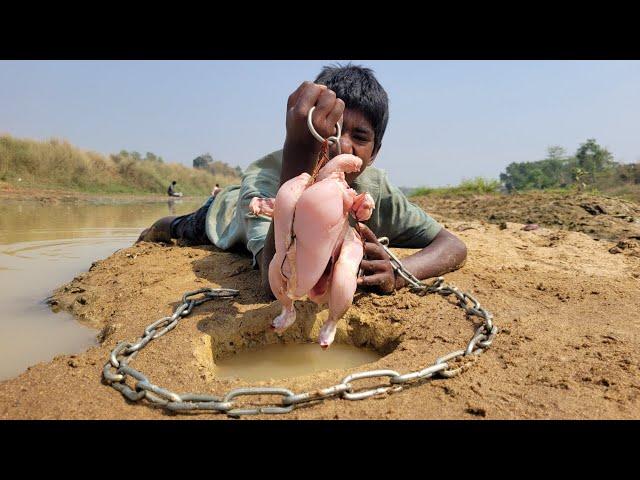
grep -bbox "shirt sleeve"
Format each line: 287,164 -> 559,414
374,178 -> 442,248
236,152 -> 281,266
205,151 -> 282,268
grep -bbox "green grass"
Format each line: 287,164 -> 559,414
596,184 -> 640,204
411,177 -> 502,197
410,177 -> 630,201
0,134 -> 240,196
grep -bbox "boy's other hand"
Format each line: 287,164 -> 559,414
286,81 -> 345,150
356,223 -> 396,294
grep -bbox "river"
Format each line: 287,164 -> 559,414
0,197 -> 206,381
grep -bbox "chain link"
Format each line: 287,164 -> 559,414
103,246 -> 497,417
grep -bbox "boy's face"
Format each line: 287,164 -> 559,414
329,108 -> 379,185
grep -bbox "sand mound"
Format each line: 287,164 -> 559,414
1,207 -> 638,419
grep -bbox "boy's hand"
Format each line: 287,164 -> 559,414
285,81 -> 345,150
356,223 -> 397,294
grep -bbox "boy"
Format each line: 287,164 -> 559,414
137,64 -> 467,297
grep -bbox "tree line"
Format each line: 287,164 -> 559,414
192,153 -> 243,178
499,139 -> 639,192
111,150 -> 165,163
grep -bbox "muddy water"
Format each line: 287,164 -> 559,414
214,343 -> 382,381
0,198 -> 205,381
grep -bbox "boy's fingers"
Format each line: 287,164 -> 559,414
295,82 -> 326,116
357,273 -> 389,287
315,88 -> 337,117
364,241 -> 387,259
325,98 -> 345,130
314,89 -> 340,137
287,80 -> 318,110
357,222 -> 378,243
287,81 -> 309,109
315,88 -> 342,133
359,259 -> 387,273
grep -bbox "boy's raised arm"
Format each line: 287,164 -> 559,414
280,81 -> 344,183
259,81 -> 345,297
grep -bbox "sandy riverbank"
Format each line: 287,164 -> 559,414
1,203 -> 638,418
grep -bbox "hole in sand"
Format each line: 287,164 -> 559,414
214,343 -> 381,381
194,300 -> 403,383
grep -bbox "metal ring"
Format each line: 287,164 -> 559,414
307,106 -> 342,150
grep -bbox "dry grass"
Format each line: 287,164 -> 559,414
0,134 -> 240,195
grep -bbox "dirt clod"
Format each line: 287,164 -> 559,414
466,406 -> 487,417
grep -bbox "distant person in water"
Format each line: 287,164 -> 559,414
167,181 -> 183,197
212,183 -> 221,197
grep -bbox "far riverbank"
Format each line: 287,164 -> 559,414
0,183 -> 210,205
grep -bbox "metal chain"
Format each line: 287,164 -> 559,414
103,248 -> 497,418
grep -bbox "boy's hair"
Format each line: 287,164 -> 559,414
314,63 -> 389,152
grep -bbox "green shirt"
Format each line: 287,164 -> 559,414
205,149 -> 442,266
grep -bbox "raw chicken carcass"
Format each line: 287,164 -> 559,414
249,197 -> 275,217
259,153 -> 375,348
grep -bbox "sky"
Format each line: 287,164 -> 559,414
0,60 -> 638,188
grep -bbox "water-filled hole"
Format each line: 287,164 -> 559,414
194,300 -> 404,383
214,342 -> 382,381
